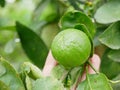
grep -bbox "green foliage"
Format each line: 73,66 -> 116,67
0,81 -> 10,90
0,0 -> 120,90
112,74 -> 120,90
33,0 -> 59,23
51,65 -> 67,80
0,57 -> 25,90
99,21 -> 120,49
77,73 -> 113,90
100,49 -> 120,79
16,22 -> 48,68
94,0 -> 120,24
32,77 -> 64,90
20,62 -> 43,90
74,24 -> 93,56
0,0 -> 5,7
108,50 -> 120,62
20,62 -> 43,80
59,11 -> 95,38
41,23 -> 60,48
0,26 -> 16,31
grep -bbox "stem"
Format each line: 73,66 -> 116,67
68,0 -> 83,11
63,68 -> 73,88
109,80 -> 120,84
71,67 -> 84,89
87,60 -> 99,74
58,0 -> 69,7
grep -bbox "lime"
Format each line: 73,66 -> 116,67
51,29 -> 91,68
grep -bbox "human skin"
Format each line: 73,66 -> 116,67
42,50 -> 101,90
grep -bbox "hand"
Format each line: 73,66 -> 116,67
42,50 -> 101,90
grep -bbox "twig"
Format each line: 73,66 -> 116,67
109,80 -> 120,84
87,60 -> 99,74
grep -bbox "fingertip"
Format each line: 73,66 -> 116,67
91,54 -> 101,62
88,54 -> 101,74
42,50 -> 57,76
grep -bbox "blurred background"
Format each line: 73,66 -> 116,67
0,0 -> 62,70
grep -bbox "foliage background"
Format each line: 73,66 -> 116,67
0,0 -> 120,90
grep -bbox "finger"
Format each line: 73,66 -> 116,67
88,54 -> 101,74
81,54 -> 101,81
71,54 -> 101,90
42,50 -> 57,76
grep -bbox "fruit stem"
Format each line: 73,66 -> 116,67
87,60 -> 99,74
71,67 -> 84,89
63,68 -> 73,88
109,80 -> 120,84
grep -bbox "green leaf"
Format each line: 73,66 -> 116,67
77,73 -> 113,90
108,50 -> 120,62
0,81 -> 10,90
74,24 -> 93,56
41,23 -> 60,48
100,49 -> 120,79
16,22 -> 49,68
0,0 -> 5,7
99,21 -> 120,49
74,24 -> 92,40
67,66 -> 82,86
63,73 -> 72,87
25,75 -> 32,90
94,0 -> 120,24
52,65 -> 82,87
93,27 -> 105,46
0,57 -> 25,90
59,11 -> 95,38
21,62 -> 43,80
32,77 -> 64,90
112,74 -> 120,90
33,0 -> 58,23
51,65 -> 67,80
20,62 -> 43,90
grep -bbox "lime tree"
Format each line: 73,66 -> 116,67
51,29 -> 91,68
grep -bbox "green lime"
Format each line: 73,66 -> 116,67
51,29 -> 91,68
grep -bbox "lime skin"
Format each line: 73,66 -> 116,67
51,29 -> 91,69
